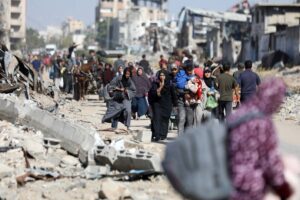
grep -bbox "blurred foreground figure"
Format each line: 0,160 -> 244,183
228,78 -> 293,200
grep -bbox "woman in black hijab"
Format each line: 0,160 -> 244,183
203,67 -> 219,119
149,70 -> 177,141
102,67 -> 136,130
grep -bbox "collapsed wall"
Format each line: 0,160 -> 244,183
0,94 -> 161,172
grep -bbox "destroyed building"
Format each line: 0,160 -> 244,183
95,0 -> 176,53
0,0 -> 26,51
244,3 -> 300,66
177,7 -> 251,63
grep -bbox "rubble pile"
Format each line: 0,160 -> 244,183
0,92 -> 179,199
279,94 -> 300,124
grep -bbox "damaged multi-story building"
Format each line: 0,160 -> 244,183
95,0 -> 175,53
0,0 -> 26,50
244,3 -> 300,65
177,4 -> 251,64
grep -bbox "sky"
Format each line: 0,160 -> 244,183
27,0 -> 293,30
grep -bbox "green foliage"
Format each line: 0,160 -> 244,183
26,28 -> 45,50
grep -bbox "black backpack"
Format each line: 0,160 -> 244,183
162,111 -> 264,200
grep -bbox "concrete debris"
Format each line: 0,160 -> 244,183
16,167 -> 61,186
0,94 -> 161,173
22,138 -> 45,158
95,145 -> 161,172
283,69 -> 300,76
61,155 -> 80,167
279,94 -> 300,123
43,137 -> 61,149
99,178 -> 132,200
0,94 -> 101,165
84,165 -> 110,179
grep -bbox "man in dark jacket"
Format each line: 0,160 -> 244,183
139,54 -> 152,76
238,60 -> 261,103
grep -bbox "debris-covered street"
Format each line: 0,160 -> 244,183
2,0 -> 300,199
0,74 -> 300,199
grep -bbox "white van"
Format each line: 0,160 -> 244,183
45,44 -> 57,56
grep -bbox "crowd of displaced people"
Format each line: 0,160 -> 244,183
101,51 -> 294,200
102,50 -> 262,141
26,45 -> 293,199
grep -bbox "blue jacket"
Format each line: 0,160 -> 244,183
175,70 -> 189,89
175,69 -> 194,89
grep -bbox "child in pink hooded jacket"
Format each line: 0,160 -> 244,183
227,78 -> 293,200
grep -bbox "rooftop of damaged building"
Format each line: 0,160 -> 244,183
253,3 -> 300,7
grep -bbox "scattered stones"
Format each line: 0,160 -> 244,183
61,155 -> 80,167
279,94 -> 300,124
22,138 -> 45,158
99,178 -> 132,200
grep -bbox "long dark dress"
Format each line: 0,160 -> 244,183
102,76 -> 136,128
149,81 -> 177,140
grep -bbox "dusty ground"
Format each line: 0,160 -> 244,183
0,66 -> 300,199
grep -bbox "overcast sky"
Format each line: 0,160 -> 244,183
27,0 -> 293,30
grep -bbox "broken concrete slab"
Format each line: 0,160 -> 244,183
84,165 -> 110,179
95,145 -> 162,172
22,138 -> 45,158
43,137 -> 61,149
0,94 -> 162,173
0,94 -> 102,166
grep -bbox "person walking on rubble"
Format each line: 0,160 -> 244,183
113,55 -> 125,73
217,63 -> 239,120
148,70 -> 177,141
203,67 -> 219,119
139,54 -> 153,76
174,60 -> 194,135
233,63 -> 245,81
67,43 -> 78,66
227,78 -> 293,199
132,67 -> 151,120
238,60 -> 261,103
102,67 -> 136,131
102,63 -> 114,87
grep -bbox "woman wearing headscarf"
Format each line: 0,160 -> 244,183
132,67 -> 151,119
102,67 -> 136,130
203,67 -> 219,119
102,63 -> 114,86
148,70 -> 177,141
227,78 -> 293,200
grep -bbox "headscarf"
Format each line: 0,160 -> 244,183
157,69 -> 171,86
121,67 -> 132,88
132,68 -> 151,97
203,68 -> 215,88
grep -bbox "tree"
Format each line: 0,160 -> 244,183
26,28 -> 45,51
